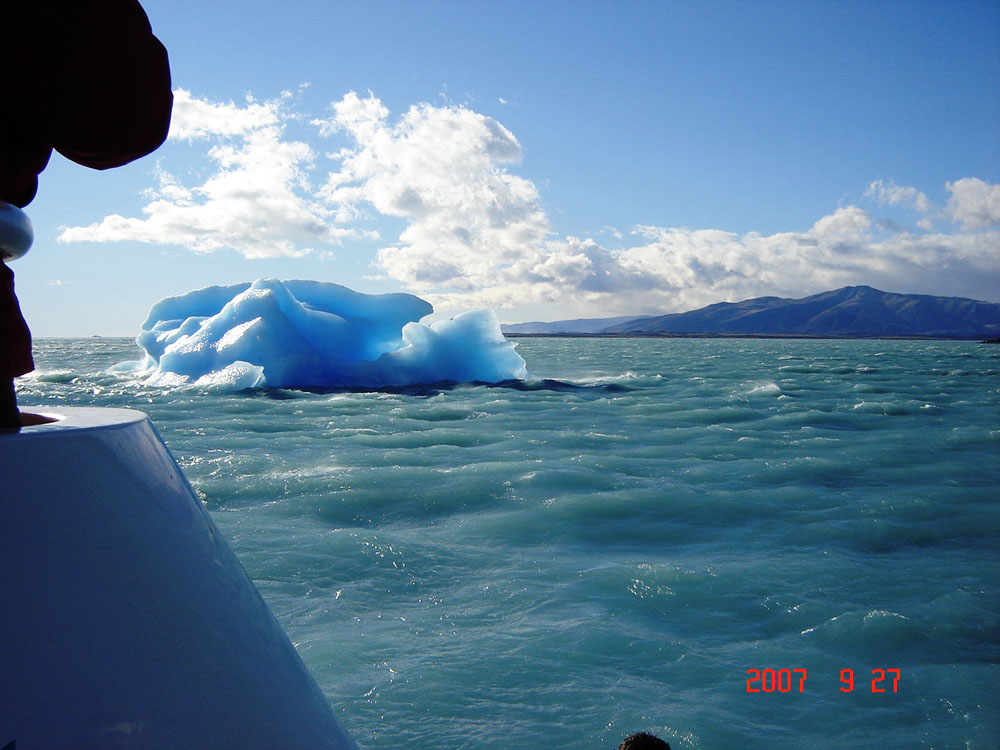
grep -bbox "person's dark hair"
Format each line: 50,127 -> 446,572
619,732 -> 672,750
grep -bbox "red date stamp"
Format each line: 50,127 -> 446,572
745,668 -> 900,693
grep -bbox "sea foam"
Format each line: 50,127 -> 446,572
113,278 -> 528,389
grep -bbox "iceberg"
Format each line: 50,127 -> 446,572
116,278 -> 529,389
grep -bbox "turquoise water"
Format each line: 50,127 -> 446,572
18,337 -> 1000,749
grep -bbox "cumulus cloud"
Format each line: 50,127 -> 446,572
58,90 -> 357,259
58,88 -> 1000,312
314,93 -> 999,313
866,179 -> 931,215
865,179 -> 935,231
315,91 -> 547,291
608,209 -> 999,313
946,177 -> 1000,229
168,88 -> 281,140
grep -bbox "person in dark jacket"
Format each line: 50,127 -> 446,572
0,0 -> 172,429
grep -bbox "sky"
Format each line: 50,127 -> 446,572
14,0 -> 1000,336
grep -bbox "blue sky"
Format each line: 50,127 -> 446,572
15,0 -> 1000,335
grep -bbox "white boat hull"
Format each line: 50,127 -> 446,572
0,408 -> 357,749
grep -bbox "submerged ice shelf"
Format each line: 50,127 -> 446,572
115,278 -> 529,389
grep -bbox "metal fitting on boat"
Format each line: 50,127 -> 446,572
0,201 -> 34,261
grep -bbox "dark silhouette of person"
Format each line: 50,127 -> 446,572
0,0 -> 172,429
619,732 -> 672,750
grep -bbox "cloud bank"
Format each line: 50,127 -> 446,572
59,89 -> 356,259
59,89 -> 1000,316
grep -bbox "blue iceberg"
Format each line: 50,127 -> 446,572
116,279 -> 528,389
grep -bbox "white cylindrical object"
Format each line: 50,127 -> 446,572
0,408 -> 358,749
0,201 -> 33,261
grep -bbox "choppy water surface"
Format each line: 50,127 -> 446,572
20,337 -> 1000,749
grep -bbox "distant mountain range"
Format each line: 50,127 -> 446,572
501,314 -> 644,334
501,286 -> 1000,338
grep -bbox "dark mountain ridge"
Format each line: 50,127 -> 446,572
502,287 -> 1000,338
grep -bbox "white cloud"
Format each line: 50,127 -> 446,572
314,94 -> 999,313
57,88 -> 1000,312
606,210 -> 999,314
58,91 -> 356,259
168,88 -> 281,140
866,179 -> 931,215
946,177 -> 1000,229
317,92 -> 549,290
392,198 -> 1000,318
